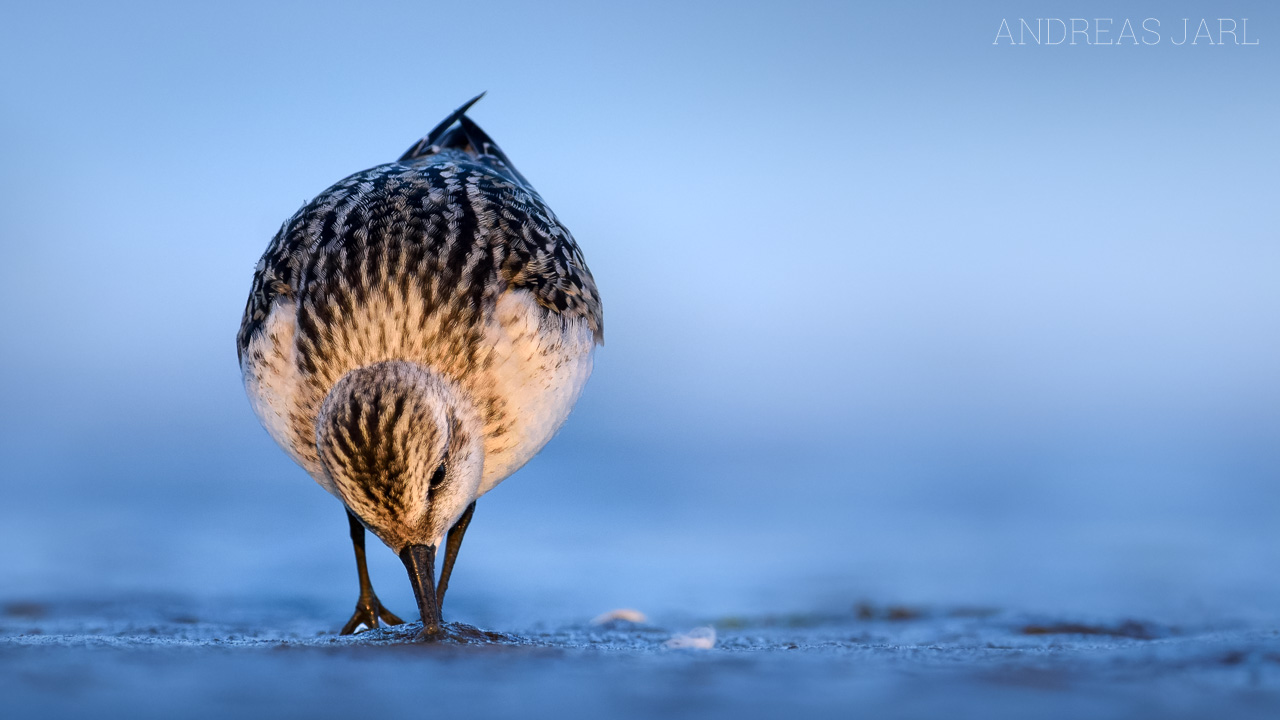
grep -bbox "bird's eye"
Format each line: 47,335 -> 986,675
429,464 -> 447,488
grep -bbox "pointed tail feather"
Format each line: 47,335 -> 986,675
399,92 -> 487,161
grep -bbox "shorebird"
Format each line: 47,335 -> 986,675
236,94 -> 602,638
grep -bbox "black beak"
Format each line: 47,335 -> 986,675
399,544 -> 440,639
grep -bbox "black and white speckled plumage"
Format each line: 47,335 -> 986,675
237,96 -> 602,552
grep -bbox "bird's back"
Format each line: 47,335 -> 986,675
238,113 -> 602,496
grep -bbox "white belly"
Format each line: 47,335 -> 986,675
240,297 -> 332,490
477,290 -> 596,494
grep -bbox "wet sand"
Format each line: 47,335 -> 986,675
5,597 -> 1280,719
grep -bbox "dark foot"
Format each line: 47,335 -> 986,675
340,592 -> 404,635
341,509 -> 404,635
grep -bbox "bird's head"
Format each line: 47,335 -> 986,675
316,361 -> 484,635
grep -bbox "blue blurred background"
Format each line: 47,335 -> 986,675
1,1 -> 1276,627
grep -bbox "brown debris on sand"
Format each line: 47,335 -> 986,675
1020,620 -> 1157,640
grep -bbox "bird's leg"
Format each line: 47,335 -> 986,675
340,509 -> 404,635
436,501 -> 476,610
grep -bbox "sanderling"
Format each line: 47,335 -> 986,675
236,94 -> 603,638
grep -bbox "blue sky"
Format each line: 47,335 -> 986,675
1,1 -> 1277,621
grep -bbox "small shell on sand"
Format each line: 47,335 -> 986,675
664,626 -> 716,650
590,609 -> 648,625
